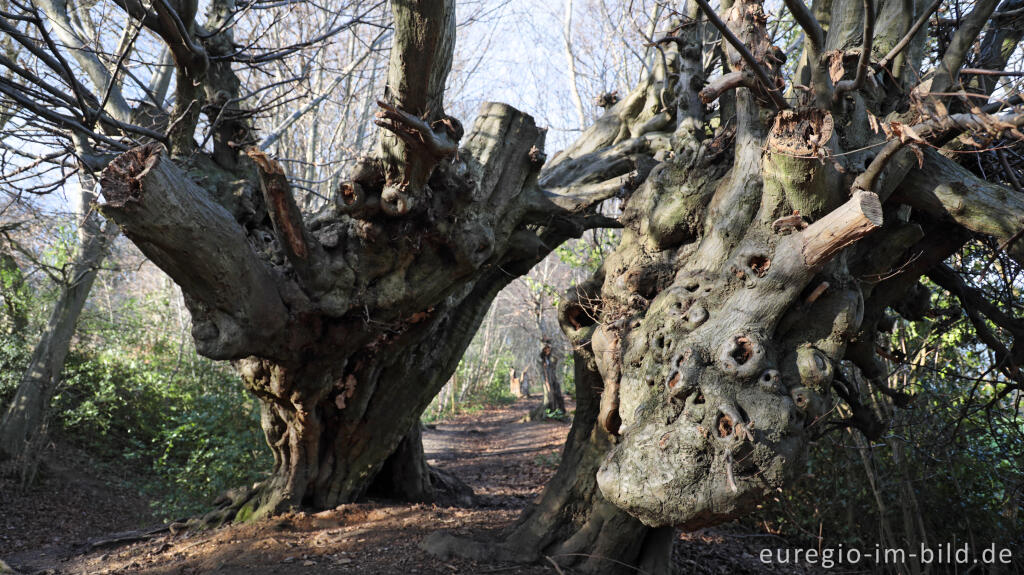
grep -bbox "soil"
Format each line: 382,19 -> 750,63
1,399 -> 825,574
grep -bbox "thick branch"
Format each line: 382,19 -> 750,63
783,0 -> 825,57
378,0 -> 456,187
801,190 -> 884,267
33,0 -> 133,123
930,0 -> 1001,94
699,71 -> 755,103
852,109 -> 1024,196
98,144 -> 288,359
247,148 -> 328,292
374,100 -> 461,159
892,148 -> 1024,266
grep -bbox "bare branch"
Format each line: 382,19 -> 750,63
930,0 -> 1001,94
98,144 -> 288,359
692,0 -> 789,110
892,147 -> 1024,266
878,0 -> 943,69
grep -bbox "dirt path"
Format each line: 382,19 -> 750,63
2,399 -> 824,574
2,399 -> 568,575
422,399 -> 568,508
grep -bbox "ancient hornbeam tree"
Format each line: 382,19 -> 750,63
426,0 -> 1024,572
4,0 -> 1024,571
87,0 -> 653,521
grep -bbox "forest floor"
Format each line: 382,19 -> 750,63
1,399 -> 824,574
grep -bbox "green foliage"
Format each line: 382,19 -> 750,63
54,344 -> 270,519
424,351 -> 518,423
755,273 -> 1024,554
0,283 -> 272,520
522,275 -> 561,307
0,334 -> 28,407
473,352 -> 517,406
556,230 -> 618,274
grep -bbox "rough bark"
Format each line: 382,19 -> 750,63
99,94 -> 625,524
79,0 -> 1024,567
424,290 -> 673,573
430,0 -> 1024,570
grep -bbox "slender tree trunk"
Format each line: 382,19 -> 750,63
562,0 -> 587,132
0,183 -> 117,474
538,342 -> 566,415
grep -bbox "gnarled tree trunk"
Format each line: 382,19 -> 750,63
96,0 -> 646,525
426,0 -> 1024,571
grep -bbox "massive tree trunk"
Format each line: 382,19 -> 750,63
427,0 -> 1024,571
95,0 -> 649,524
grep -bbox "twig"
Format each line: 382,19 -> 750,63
960,68 -> 1024,77
544,555 -> 567,574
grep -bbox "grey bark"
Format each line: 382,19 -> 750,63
430,0 -> 1024,570
46,0 -> 1024,570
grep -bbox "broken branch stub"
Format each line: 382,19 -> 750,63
99,144 -> 288,359
801,191 -> 884,267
